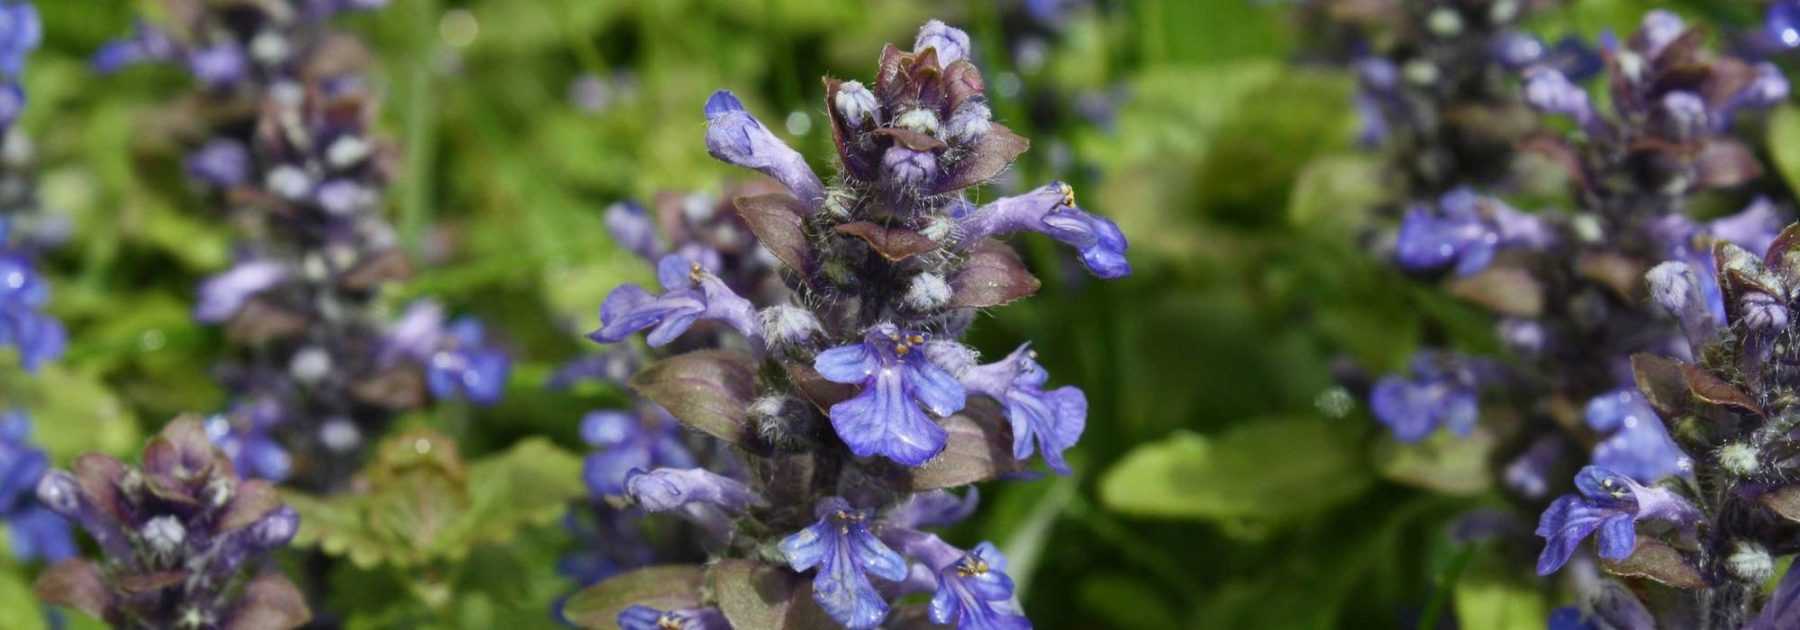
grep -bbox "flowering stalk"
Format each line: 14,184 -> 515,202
98,0 -> 508,491
566,20 -> 1128,630
0,0 -> 74,572
32,417 -> 308,629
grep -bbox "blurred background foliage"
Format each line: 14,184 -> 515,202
6,0 -> 1787,628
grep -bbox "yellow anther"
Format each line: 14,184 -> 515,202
658,615 -> 683,630
895,343 -> 911,356
1056,181 -> 1076,207
907,334 -> 925,345
688,261 -> 705,283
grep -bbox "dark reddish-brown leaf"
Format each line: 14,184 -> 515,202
707,559 -> 838,630
225,573 -> 313,630
631,351 -> 761,450
1764,223 -> 1800,282
942,60 -> 985,111
350,366 -> 426,410
875,127 -> 948,152
1681,364 -> 1763,416
822,78 -> 877,180
564,565 -> 707,629
901,398 -> 1020,490
1696,139 -> 1762,189
1600,538 -> 1705,590
784,363 -> 858,413
1759,484 -> 1800,522
35,560 -> 111,620
950,240 -> 1041,308
339,249 -> 413,291
72,454 -> 127,523
118,570 -> 189,594
1632,354 -> 1691,417
734,193 -> 813,274
836,222 -> 939,261
934,123 -> 1029,194
226,300 -> 310,345
1576,253 -> 1647,303
220,480 -> 283,532
1446,266 -> 1544,317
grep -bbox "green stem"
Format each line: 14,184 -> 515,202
399,0 -> 441,257
1416,544 -> 1475,630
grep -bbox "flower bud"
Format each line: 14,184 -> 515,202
1727,540 -> 1774,583
946,102 -> 991,144
1719,442 -> 1760,477
288,346 -> 333,384
834,80 -> 879,128
1427,8 -> 1464,37
904,272 -> 952,311
1741,291 -> 1789,332
760,304 -> 822,346
1657,91 -> 1708,141
1523,68 -> 1592,122
142,515 -> 187,559
895,108 -> 941,136
914,20 -> 971,66
882,145 -> 937,189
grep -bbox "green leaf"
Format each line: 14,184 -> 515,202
19,363 -> 142,461
1453,578 -> 1549,630
1077,573 -> 1180,630
1098,416 -> 1373,523
563,565 -> 706,630
1769,105 -> 1800,195
0,567 -> 47,630
1374,428 -> 1496,496
286,433 -> 584,569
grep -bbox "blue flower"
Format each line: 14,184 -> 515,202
703,90 -> 825,211
0,411 -> 71,563
779,497 -> 909,629
1548,581 -> 1656,630
1583,389 -> 1689,483
1535,466 -> 1700,575
959,344 -> 1086,474
604,200 -> 663,261
1523,67 -> 1594,125
204,400 -> 292,482
1393,189 -> 1551,276
591,253 -> 761,347
617,605 -> 728,630
1770,1 -> 1800,50
0,224 -> 63,371
580,408 -> 695,496
1369,351 -> 1480,442
624,467 -> 762,514
883,488 -> 979,530
0,2 -> 39,77
425,317 -> 511,406
957,182 -> 1130,279
91,20 -> 176,74
930,542 -> 1030,630
186,44 -> 248,88
185,138 -> 251,189
194,259 -> 288,323
815,323 -> 967,466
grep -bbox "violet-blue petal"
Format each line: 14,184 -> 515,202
703,90 -> 824,210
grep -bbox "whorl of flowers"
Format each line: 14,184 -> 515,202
97,0 -> 508,490
571,20 -> 1128,630
32,417 -> 308,630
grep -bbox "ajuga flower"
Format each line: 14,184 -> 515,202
577,20 -> 1127,630
617,605 -> 729,630
101,2 -> 509,489
1581,389 -> 1687,483
1535,466 -> 1700,575
1369,351 -> 1483,442
779,498 -> 911,629
815,324 -> 967,466
34,418 -> 308,629
0,219 -> 61,371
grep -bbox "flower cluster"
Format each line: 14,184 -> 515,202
574,20 -> 1127,629
98,0 -> 509,490
32,418 -> 308,629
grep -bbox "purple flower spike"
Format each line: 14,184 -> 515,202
194,259 -> 288,323
617,605 -> 729,630
580,408 -> 695,496
814,323 -> 967,466
1370,351 -> 1481,442
779,497 -> 909,629
929,542 -> 1030,630
960,344 -> 1086,474
958,182 -> 1131,279
590,253 -> 761,347
1535,466 -> 1701,575
703,90 -> 825,211
1392,188 -> 1549,276
1583,389 -> 1688,483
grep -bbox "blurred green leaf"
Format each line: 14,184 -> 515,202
16,363 -> 142,461
1098,416 -> 1373,523
1454,576 -> 1549,630
1769,105 -> 1800,195
1375,428 -> 1496,496
1076,573 -> 1179,630
0,567 -> 46,630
